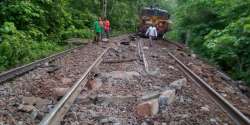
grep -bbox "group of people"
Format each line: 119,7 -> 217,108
94,17 -> 158,47
94,17 -> 110,42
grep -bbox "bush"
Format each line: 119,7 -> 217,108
60,26 -> 94,40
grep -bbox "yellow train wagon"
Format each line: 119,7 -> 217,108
138,7 -> 171,38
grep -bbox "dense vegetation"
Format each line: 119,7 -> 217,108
166,0 -> 250,85
0,0 -> 155,71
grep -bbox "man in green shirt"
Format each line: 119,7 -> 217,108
94,17 -> 103,42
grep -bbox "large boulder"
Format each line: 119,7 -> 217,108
135,99 -> 159,118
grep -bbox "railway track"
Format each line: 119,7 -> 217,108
39,48 -> 109,125
168,52 -> 250,125
0,36 -> 249,125
0,45 -> 84,83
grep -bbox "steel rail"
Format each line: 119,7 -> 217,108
168,52 -> 250,125
39,48 -> 109,125
0,45 -> 84,83
138,39 -> 150,73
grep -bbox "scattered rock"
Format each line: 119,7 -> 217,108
169,78 -> 187,90
154,121 -> 161,125
102,38 -> 109,42
53,87 -> 69,97
191,54 -> 197,58
210,118 -> 218,124
135,99 -> 159,118
17,121 -> 24,125
95,95 -> 137,104
22,97 -> 37,105
179,96 -> 184,103
91,67 -> 101,75
102,71 -> 140,80
22,96 -> 51,112
168,65 -> 175,70
86,78 -> 103,90
47,65 -> 61,73
190,65 -> 202,74
35,98 -> 51,112
221,93 -> 227,97
75,96 -> 93,104
140,92 -> 160,101
30,109 -> 39,120
141,122 -> 148,125
61,77 -> 72,85
98,116 -> 119,124
18,104 -> 36,113
200,105 -> 210,112
159,89 -> 176,106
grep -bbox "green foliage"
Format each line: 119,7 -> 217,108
61,26 -> 94,40
0,0 -> 160,72
0,22 -> 64,71
168,0 -> 250,85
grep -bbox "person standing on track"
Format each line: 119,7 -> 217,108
145,24 -> 158,47
104,18 -> 110,38
93,17 -> 103,43
99,17 -> 104,41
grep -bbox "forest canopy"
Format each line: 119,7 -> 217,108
166,0 -> 250,85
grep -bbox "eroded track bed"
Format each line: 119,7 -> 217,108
0,42 -> 105,124
160,40 -> 250,118
1,35 -> 249,125
62,37 -> 234,125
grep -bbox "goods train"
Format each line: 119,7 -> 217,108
138,7 -> 171,38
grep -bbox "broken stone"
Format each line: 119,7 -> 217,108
159,89 -> 176,111
140,92 -> 160,101
135,99 -> 159,118
168,65 -> 175,70
154,121 -> 161,125
191,54 -> 197,58
22,97 -> 37,105
61,77 -> 72,85
35,98 -> 51,112
75,96 -> 92,104
99,117 -> 119,124
86,78 -> 103,90
179,96 -> 184,103
169,78 -> 187,90
22,96 -> 51,112
200,105 -> 210,112
30,109 -> 39,120
102,38 -> 109,42
102,71 -> 140,80
95,95 -> 137,104
17,121 -> 24,125
143,47 -> 149,50
210,118 -> 217,124
91,67 -> 101,75
18,104 -> 36,113
53,88 -> 69,97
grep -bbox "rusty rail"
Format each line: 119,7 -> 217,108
0,45 -> 84,83
39,48 -> 109,125
168,52 -> 250,125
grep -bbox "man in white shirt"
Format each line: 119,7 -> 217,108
145,25 -> 158,47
